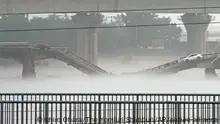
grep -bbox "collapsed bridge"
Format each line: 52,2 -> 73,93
124,53 -> 220,76
0,43 -> 220,79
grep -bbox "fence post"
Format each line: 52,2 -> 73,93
0,103 -> 3,124
213,96 -> 216,124
60,95 -> 62,124
98,102 -> 101,124
175,96 -> 181,124
132,103 -> 136,124
45,103 -> 49,124
136,95 -> 139,122
218,96 -> 220,124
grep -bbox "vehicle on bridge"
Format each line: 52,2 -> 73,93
178,53 -> 203,63
183,53 -> 203,62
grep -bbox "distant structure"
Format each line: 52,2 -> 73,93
180,30 -> 220,53
1,0 -> 220,66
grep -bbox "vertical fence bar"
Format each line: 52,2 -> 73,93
69,103 -> 72,124
26,103 -> 28,124
12,102 -> 14,124
218,96 -> 220,124
21,102 -> 24,124
89,103 -> 91,124
1,94 -> 220,124
98,102 -> 101,124
44,103 -> 49,124
213,100 -> 216,124
16,102 -> 18,124
175,96 -> 177,124
0,103 -> 3,124
132,103 -> 136,124
39,103 -> 42,124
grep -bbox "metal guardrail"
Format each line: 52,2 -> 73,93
1,94 -> 220,124
0,93 -> 220,102
0,101 -> 220,124
138,60 -> 179,72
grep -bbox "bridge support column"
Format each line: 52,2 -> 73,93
204,68 -> 217,78
22,54 -> 36,79
72,13 -> 102,65
180,13 -> 212,54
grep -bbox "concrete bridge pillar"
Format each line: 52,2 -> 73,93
72,13 -> 102,65
204,68 -> 217,78
180,13 -> 212,54
21,54 -> 36,79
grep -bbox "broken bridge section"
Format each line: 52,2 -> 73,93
0,42 -> 39,79
42,48 -> 111,76
124,53 -> 220,76
0,43 -> 220,79
0,43 -> 112,79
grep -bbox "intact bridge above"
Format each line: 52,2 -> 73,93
0,43 -> 220,79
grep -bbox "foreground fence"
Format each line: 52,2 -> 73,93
1,93 -> 220,102
0,101 -> 220,124
1,94 -> 220,124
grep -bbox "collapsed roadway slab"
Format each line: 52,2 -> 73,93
0,43 -> 220,79
124,53 -> 220,77
0,43 -> 112,79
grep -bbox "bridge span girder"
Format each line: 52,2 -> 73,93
1,44 -> 220,79
0,44 -> 111,79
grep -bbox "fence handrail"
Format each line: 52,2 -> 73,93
0,93 -> 220,96
1,101 -> 220,104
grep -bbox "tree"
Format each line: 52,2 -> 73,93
0,15 -> 29,42
0,12 -> 182,57
28,15 -> 78,51
120,12 -> 182,49
98,15 -> 128,54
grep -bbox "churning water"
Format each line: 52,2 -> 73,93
0,56 -> 219,93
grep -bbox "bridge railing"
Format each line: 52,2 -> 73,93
150,60 -> 179,71
1,93 -> 220,102
0,101 -> 219,124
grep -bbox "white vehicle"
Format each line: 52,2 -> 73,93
183,53 -> 203,62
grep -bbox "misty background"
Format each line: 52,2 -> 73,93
0,12 -> 220,94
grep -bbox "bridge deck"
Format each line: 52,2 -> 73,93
44,48 -> 110,75
0,44 -> 219,76
125,53 -> 220,75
